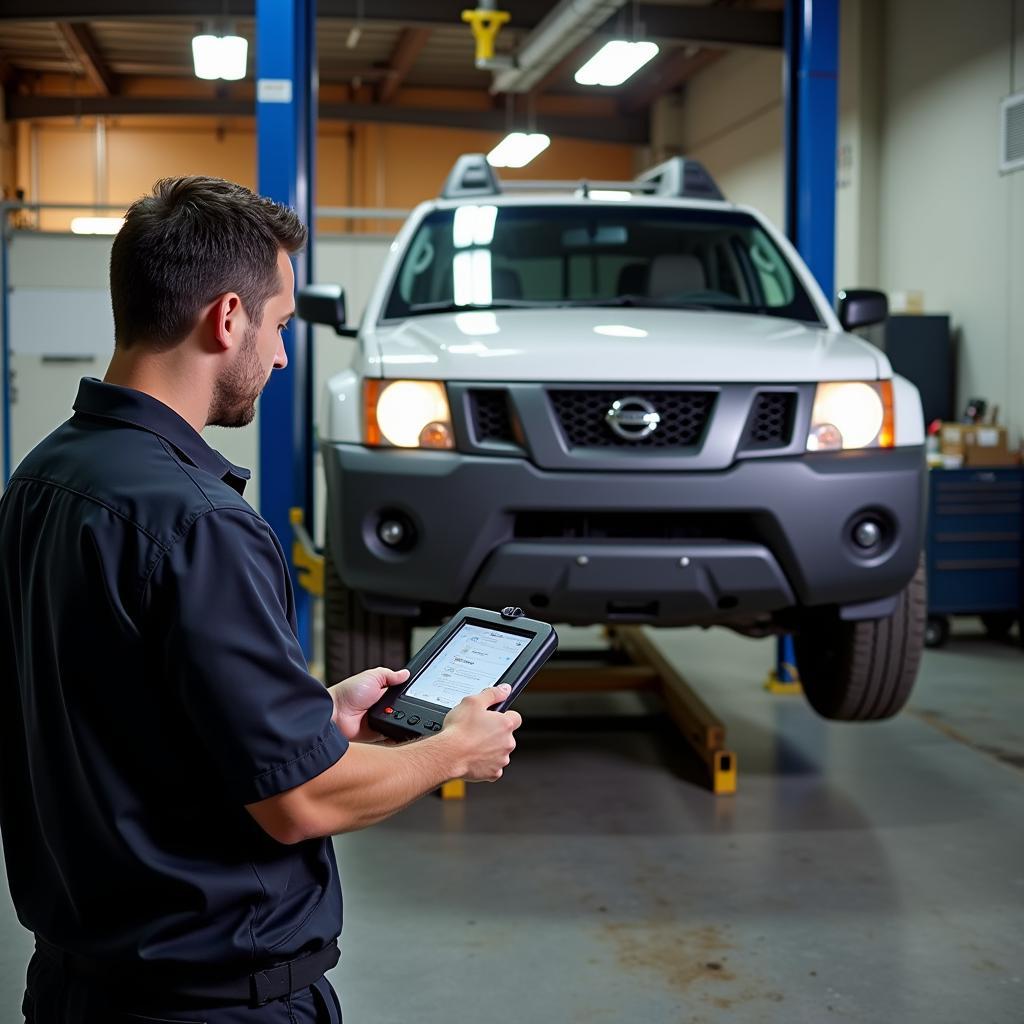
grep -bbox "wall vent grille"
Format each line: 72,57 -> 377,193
1001,91 -> 1024,173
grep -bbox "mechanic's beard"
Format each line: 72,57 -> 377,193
208,324 -> 265,428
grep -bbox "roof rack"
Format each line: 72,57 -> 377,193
439,154 -> 725,202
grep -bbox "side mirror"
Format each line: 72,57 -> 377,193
837,289 -> 888,331
297,284 -> 358,337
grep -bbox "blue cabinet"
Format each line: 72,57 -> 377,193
925,467 -> 1023,646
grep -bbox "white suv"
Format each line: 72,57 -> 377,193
301,155 -> 927,721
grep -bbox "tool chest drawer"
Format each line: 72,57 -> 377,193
926,468 -> 1023,614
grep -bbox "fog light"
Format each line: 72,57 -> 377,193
853,519 -> 882,549
378,520 -> 407,547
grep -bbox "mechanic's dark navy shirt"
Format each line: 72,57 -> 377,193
0,378 -> 347,973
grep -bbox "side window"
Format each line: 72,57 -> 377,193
748,231 -> 795,307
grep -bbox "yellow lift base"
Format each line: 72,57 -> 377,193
438,626 -> 737,799
764,671 -> 803,696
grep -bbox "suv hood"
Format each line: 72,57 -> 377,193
366,308 -> 888,382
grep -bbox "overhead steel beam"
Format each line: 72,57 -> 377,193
7,93 -> 649,144
56,22 -> 118,95
0,0 -> 553,25
626,5 -> 782,49
7,95 -> 253,119
0,1 -> 780,48
377,27 -> 431,104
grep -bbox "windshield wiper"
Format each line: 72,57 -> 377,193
404,300 -> 553,316
560,296 -> 717,311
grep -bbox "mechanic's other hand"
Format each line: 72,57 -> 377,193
329,667 -> 409,742
441,683 -> 522,782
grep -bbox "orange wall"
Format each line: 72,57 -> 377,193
8,114 -> 639,232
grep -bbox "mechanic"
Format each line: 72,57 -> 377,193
0,176 -> 521,1023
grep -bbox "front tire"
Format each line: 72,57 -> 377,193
793,559 -> 926,721
324,546 -> 412,685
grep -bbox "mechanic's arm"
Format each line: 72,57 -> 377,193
246,684 -> 520,844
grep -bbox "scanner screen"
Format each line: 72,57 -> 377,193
405,623 -> 530,709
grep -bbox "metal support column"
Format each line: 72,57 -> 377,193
784,0 -> 839,296
775,0 -> 839,689
256,0 -> 317,658
1,216 -> 11,485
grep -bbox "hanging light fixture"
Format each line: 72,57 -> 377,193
192,22 -> 248,81
486,132 -> 550,169
575,40 -> 659,87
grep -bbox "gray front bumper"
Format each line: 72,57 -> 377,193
322,443 -> 926,625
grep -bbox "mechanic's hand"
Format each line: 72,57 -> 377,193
329,667 -> 409,742
441,683 -> 522,782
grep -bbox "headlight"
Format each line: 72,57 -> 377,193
806,381 -> 894,451
364,380 -> 455,449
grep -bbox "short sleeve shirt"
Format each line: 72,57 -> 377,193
0,378 -> 347,971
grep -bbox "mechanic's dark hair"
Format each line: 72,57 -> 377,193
110,176 -> 306,350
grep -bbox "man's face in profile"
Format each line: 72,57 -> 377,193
209,250 -> 294,428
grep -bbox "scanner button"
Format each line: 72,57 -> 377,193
392,711 -> 406,721
407,716 -> 420,725
383,707 -> 394,715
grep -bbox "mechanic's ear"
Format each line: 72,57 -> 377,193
209,293 -> 243,351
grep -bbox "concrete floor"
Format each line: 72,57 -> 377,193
2,622 -> 1022,1023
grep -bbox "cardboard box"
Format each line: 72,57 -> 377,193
963,425 -> 1015,467
939,422 -> 967,457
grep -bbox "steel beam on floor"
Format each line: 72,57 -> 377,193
438,626 -> 737,799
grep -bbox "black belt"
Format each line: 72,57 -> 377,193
34,936 -> 340,1008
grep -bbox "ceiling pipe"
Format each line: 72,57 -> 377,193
489,0 -> 629,94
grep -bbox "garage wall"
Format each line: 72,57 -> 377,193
876,0 -> 1024,439
8,115 -> 636,232
651,50 -> 785,231
651,0 -> 1024,444
1,231 -> 394,512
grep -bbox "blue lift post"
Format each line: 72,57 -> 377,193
1,213 -> 11,486
768,0 -> 839,693
256,0 -> 317,659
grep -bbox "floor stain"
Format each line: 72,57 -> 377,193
912,709 -> 1024,773
597,918 -> 791,1014
601,921 -> 737,993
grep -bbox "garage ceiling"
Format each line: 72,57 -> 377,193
0,0 -> 783,142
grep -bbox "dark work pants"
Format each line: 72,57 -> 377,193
22,951 -> 343,1024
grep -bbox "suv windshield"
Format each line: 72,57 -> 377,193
383,204 -> 822,324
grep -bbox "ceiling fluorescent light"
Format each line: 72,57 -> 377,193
217,35 -> 248,81
486,132 -> 550,169
70,217 -> 125,235
192,34 -> 222,80
575,40 -> 659,87
191,32 -> 248,81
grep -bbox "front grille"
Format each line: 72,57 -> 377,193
514,510 -> 761,542
469,389 -> 517,444
741,391 -> 796,450
548,389 -> 715,449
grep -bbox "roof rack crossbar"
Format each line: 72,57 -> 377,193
439,154 -> 725,202
498,180 -> 655,192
